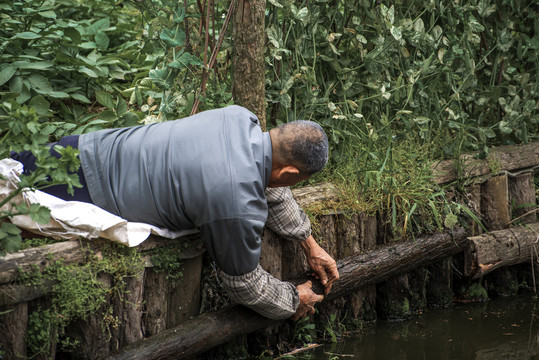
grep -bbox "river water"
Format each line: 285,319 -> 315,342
292,293 -> 539,360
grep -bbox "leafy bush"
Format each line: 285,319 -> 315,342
265,0 -> 538,236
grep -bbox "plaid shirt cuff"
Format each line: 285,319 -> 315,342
219,264 -> 300,319
265,187 -> 311,241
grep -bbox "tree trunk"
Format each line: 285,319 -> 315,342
100,228 -> 468,360
232,0 -> 266,129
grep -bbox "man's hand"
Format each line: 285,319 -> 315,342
300,235 -> 339,295
291,280 -> 324,321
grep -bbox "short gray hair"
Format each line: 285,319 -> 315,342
274,120 -> 329,175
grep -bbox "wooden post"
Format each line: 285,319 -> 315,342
336,213 -> 360,259
509,171 -> 537,223
425,258 -> 454,308
111,272 -> 145,351
167,256 -> 203,327
142,269 -> 168,337
0,302 -> 28,359
481,175 -> 511,231
259,229 -> 283,279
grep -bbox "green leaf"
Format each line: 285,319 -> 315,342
95,31 -> 109,50
87,18 -> 111,35
97,110 -> 118,121
0,65 -> 17,86
414,116 -> 430,125
10,75 -> 22,93
2,222 -> 21,235
71,93 -> 91,103
29,95 -> 50,115
499,121 -> 512,134
160,28 -> 186,47
38,10 -> 56,19
79,42 -> 97,49
116,96 -> 128,117
478,0 -> 496,17
27,74 -> 53,94
169,53 -> 202,69
96,91 -> 115,109
48,91 -> 70,99
78,66 -> 98,78
28,204 -> 51,224
64,27 -> 81,44
11,32 -> 41,40
17,61 -> 53,70
17,84 -> 31,104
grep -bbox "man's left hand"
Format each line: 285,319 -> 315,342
300,235 -> 339,295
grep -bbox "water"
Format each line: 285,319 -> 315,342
294,293 -> 539,360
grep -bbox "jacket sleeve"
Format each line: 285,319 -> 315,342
199,216 -> 301,319
218,265 -> 300,319
265,187 -> 311,241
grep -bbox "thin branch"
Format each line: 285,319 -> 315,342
190,0 -> 236,115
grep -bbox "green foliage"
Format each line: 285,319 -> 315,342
0,0 -> 144,129
0,0 -> 536,250
21,243 -> 145,358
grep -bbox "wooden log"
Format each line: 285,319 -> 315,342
0,236 -> 206,286
432,141 -> 539,184
0,240 -> 85,284
100,228 -> 468,360
466,222 -> 539,279
291,183 -> 340,210
0,281 -> 53,307
481,175 -> 511,231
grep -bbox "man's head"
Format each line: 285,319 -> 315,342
268,120 -> 329,188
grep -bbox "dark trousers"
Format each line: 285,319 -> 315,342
10,135 -> 93,203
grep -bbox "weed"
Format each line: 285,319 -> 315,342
150,242 -> 188,284
293,317 -> 316,346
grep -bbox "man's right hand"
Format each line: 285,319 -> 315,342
290,280 -> 324,321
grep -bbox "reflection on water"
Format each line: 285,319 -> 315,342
297,293 -> 539,360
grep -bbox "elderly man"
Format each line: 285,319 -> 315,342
11,105 -> 339,320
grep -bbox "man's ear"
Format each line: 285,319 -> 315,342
277,165 -> 300,177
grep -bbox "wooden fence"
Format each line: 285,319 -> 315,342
0,142 -> 538,359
